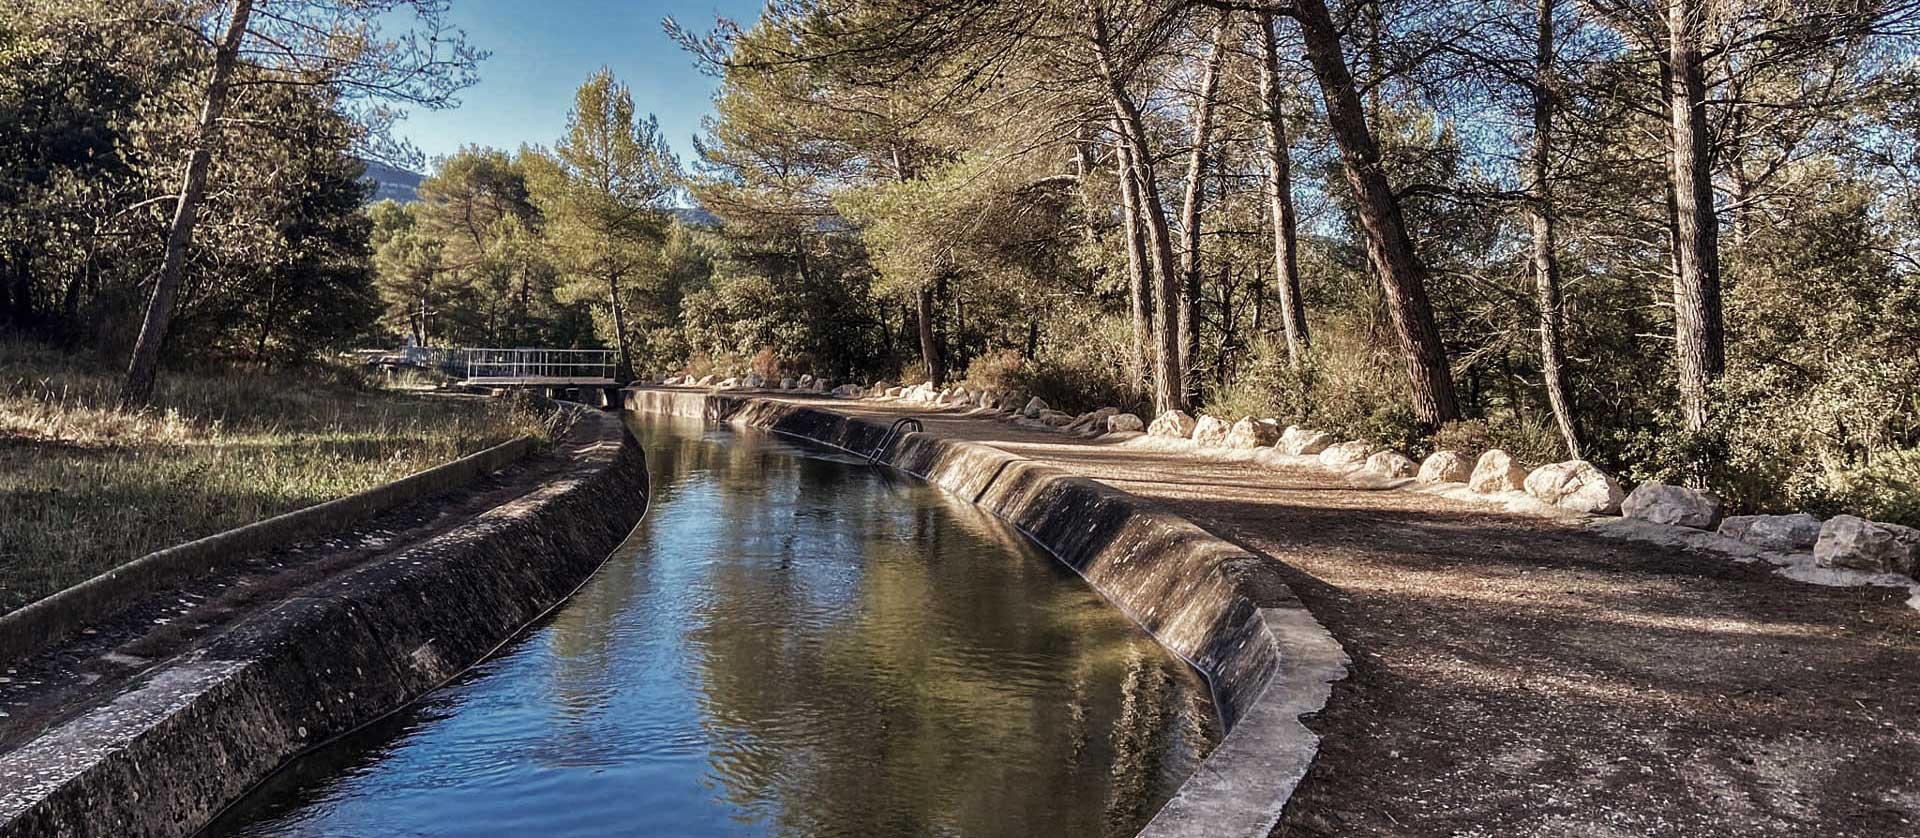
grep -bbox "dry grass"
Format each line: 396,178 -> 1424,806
0,340 -> 555,613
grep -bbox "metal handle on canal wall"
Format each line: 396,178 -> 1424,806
869,417 -> 923,464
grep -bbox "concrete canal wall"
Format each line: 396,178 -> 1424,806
0,410 -> 649,838
623,388 -> 1347,838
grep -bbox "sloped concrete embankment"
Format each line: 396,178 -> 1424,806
623,388 -> 1347,838
0,410 -> 648,838
0,437 -> 539,666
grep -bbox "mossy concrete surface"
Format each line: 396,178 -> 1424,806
0,410 -> 648,838
625,387 -> 1347,838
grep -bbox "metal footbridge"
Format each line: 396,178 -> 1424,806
449,348 -> 617,386
378,347 -> 618,387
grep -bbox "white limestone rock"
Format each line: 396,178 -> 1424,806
1280,427 -> 1335,456
1366,451 -> 1418,479
1224,418 -> 1282,449
1191,415 -> 1231,447
1814,515 -> 1920,575
1622,482 -> 1724,530
1107,413 -> 1145,433
1318,440 -> 1372,469
1524,460 -> 1626,515
831,384 -> 862,398
1068,407 -> 1120,433
798,373 -> 815,388
1037,409 -> 1076,427
778,377 -> 795,390
1148,410 -> 1197,438
1418,450 -> 1472,484
1022,396 -> 1049,419
743,373 -> 766,388
695,374 -> 717,387
1468,449 -> 1526,494
1717,513 -> 1823,552
716,377 -> 739,389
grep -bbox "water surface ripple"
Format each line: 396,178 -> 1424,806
205,415 -> 1218,838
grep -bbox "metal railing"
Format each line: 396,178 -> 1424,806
870,417 -> 923,464
453,348 -> 617,382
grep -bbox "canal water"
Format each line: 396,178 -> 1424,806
204,415 -> 1217,838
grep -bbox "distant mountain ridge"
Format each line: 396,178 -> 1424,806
362,160 -> 423,204
672,206 -> 718,228
358,159 -> 718,228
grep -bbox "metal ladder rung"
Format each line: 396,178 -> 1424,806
870,417 -> 923,464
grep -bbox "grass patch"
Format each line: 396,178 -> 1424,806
0,340 -> 557,613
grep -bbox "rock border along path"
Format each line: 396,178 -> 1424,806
651,388 -> 1920,838
625,388 -> 1350,838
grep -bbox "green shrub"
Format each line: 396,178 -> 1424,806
1017,357 -> 1146,416
963,348 -> 1026,393
1431,418 -> 1563,467
898,358 -> 930,386
1834,447 -> 1920,527
1204,332 -> 1422,453
749,346 -> 784,379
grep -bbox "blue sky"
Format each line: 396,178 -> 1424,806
391,0 -> 764,172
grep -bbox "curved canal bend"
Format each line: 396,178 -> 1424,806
205,414 -> 1218,838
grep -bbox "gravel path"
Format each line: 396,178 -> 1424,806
818,398 -> 1920,838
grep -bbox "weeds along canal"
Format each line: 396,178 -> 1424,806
203,413 -> 1218,838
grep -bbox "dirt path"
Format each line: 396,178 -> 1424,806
813,397 -> 1920,838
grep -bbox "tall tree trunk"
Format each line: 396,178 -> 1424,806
1178,10 -> 1230,404
255,274 -> 280,360
1531,0 -> 1581,458
917,285 -> 945,385
413,297 -> 427,347
63,266 -> 84,336
7,249 -> 33,329
606,271 -> 635,382
879,305 -> 898,371
1114,121 -> 1153,390
1258,12 -> 1310,368
954,294 -> 967,371
120,0 -> 254,408
1288,0 -> 1461,428
1666,0 -> 1724,439
893,143 -> 945,386
0,252 -> 12,326
1089,1 -> 1186,414
514,269 -> 533,344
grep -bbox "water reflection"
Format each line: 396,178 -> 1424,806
204,415 -> 1218,838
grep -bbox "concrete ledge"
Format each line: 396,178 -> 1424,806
0,410 -> 649,838
624,388 -> 1348,838
0,433 -> 541,667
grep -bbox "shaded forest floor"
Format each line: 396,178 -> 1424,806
0,340 -> 550,613
811,395 -> 1920,838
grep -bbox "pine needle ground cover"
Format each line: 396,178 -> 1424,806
0,340 -> 551,613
